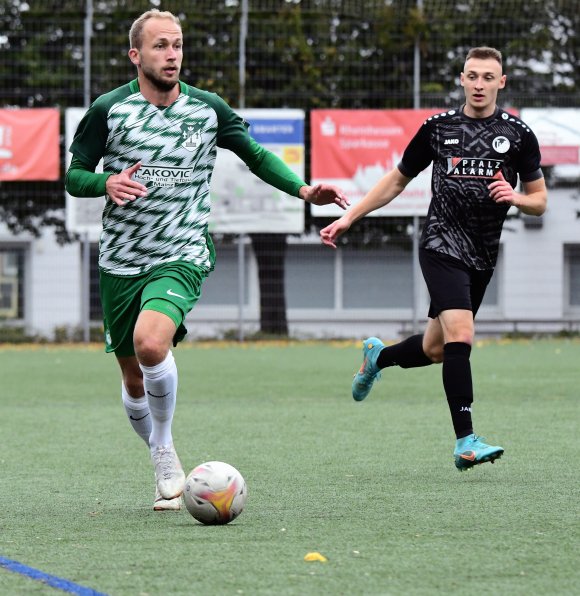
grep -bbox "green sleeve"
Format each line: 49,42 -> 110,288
65,155 -> 110,197
196,89 -> 307,197
245,138 -> 306,197
66,86 -> 134,198
69,96 -> 110,168
65,93 -> 112,197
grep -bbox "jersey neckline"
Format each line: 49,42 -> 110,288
459,104 -> 500,122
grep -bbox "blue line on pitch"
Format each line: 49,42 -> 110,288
0,556 -> 109,595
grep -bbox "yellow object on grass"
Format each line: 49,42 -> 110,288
304,552 -> 328,562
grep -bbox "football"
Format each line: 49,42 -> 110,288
183,461 -> 247,525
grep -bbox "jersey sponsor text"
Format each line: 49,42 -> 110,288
136,165 -> 195,187
446,157 -> 503,178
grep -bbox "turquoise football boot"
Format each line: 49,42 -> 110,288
454,434 -> 504,471
352,337 -> 385,402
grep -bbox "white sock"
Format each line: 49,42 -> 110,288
121,384 -> 152,446
140,351 -> 178,449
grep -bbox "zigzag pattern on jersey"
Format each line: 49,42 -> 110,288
99,93 -> 219,276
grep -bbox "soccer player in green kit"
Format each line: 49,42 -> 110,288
66,9 -> 349,510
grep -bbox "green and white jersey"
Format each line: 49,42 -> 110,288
69,79 -> 302,276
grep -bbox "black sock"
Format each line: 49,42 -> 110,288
442,342 -> 474,439
376,334 -> 433,369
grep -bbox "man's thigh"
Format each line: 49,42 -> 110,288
100,261 -> 207,357
419,249 -> 493,318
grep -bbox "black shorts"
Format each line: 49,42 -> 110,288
419,248 -> 494,319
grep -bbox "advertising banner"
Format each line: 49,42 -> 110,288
210,108 -> 305,233
0,108 -> 59,181
310,109 -> 442,217
521,108 -> 580,165
65,108 -> 106,240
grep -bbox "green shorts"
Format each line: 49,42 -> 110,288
99,261 -> 208,357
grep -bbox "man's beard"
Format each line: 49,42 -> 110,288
141,64 -> 179,92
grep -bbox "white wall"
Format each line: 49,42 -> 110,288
2,186 -> 579,340
501,188 -> 580,323
0,224 -> 82,338
27,231 -> 82,336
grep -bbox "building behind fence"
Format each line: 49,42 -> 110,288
0,0 -> 579,341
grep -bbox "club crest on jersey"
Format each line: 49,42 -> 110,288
180,120 -> 204,152
492,136 -> 510,153
447,157 -> 504,179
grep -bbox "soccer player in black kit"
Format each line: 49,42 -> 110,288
320,47 -> 547,471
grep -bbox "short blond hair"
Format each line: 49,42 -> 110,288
129,9 -> 181,49
465,47 -> 503,68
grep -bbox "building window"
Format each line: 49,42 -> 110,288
342,245 -> 413,309
566,244 -> 580,307
88,243 -> 102,321
285,244 -> 335,308
199,242 -> 250,306
0,247 -> 24,319
481,264 -> 499,307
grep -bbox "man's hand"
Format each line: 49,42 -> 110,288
489,173 -> 547,216
488,178 -> 518,207
105,162 -> 148,206
299,184 -> 350,210
320,215 -> 352,249
488,170 -> 520,207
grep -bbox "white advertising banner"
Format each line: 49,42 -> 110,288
209,108 -> 305,233
65,107 -> 106,240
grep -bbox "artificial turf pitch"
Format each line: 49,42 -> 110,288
0,339 -> 578,595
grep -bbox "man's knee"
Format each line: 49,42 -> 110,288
134,334 -> 170,366
133,310 -> 176,366
438,310 -> 475,347
444,328 -> 474,346
424,340 -> 444,363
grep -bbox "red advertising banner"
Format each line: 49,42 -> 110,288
311,108 -> 443,217
521,108 -> 580,166
0,108 -> 60,181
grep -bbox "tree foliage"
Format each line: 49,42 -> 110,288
0,0 -> 578,237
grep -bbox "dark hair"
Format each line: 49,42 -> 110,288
129,9 -> 181,49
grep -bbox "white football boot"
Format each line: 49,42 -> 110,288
153,486 -> 182,511
151,444 -> 185,499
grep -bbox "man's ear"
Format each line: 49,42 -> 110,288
128,48 -> 140,67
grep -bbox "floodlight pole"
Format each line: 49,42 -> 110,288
413,0 -> 422,109
237,236 -> 245,342
237,0 -> 249,342
81,0 -> 93,343
239,0 -> 248,110
83,0 -> 93,109
412,215 -> 420,334
411,0 -> 423,334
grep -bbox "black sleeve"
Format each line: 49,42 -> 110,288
397,122 -> 435,178
515,129 -> 544,182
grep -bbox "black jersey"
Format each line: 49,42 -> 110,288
398,107 -> 543,270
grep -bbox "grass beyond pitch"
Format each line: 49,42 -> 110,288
0,339 -> 578,595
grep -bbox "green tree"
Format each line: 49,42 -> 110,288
0,0 -> 578,332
